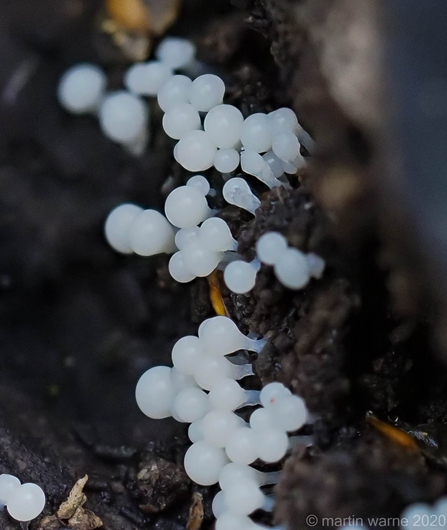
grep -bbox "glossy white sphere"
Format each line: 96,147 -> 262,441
171,336 -> 204,375
256,428 -> 289,463
58,64 -> 106,114
162,103 -> 201,140
193,356 -> 233,391
215,513 -> 252,530
212,491 -> 227,518
214,149 -> 240,173
306,252 -> 326,279
224,260 -> 257,294
165,186 -> 210,228
186,175 -> 210,196
176,130 -> 217,172
268,108 -> 299,134
0,474 -> 20,506
263,150 -> 285,178
209,379 -> 246,411
188,419 -> 204,443
201,316 -> 246,356
274,247 -> 310,289
260,382 -> 291,408
173,387 -> 209,423
155,37 -> 196,69
223,480 -> 264,515
240,113 -> 272,153
129,209 -> 175,256
104,203 -> 143,254
204,104 -> 244,148
184,441 -> 228,485
241,150 -> 265,177
157,75 -> 192,112
7,483 -> 46,522
249,407 -> 276,431
271,394 -> 308,432
170,367 -> 197,391
189,74 -> 225,112
168,251 -> 196,283
124,61 -> 173,96
219,463 -> 259,490
223,177 -> 260,214
182,241 -> 221,277
99,91 -> 148,144
199,218 -> 235,252
175,226 -> 200,249
272,132 -> 300,162
202,410 -> 242,447
256,232 -> 288,266
135,366 -> 174,419
225,427 -> 258,465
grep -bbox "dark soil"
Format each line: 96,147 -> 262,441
0,1 -> 446,529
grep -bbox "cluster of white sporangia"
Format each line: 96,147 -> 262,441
0,474 -> 45,523
58,35 -> 325,293
135,315 -> 308,530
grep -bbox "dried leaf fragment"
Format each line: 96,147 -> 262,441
187,492 -> 204,530
57,474 -> 88,519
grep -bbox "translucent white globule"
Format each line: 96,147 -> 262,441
249,407 -> 276,432
202,410 -> 243,448
104,203 -> 143,254
223,479 -> 264,515
176,130 -> 217,172
240,114 -> 272,153
170,367 -> 197,392
225,427 -> 258,465
214,149 -> 240,173
219,463 -> 259,490
7,483 -> 46,522
200,316 -> 262,356
162,103 -> 201,140
129,209 -> 175,256
256,232 -> 288,266
175,226 -> 200,249
268,108 -> 299,134
188,419 -> 204,443
256,428 -> 289,463
209,379 -> 246,411
212,491 -> 228,518
157,75 -> 192,112
172,387 -> 209,423
270,395 -> 308,432
124,61 -> 173,96
189,74 -> 225,112
164,186 -> 211,228
171,335 -> 204,375
204,104 -> 244,149
99,91 -> 148,144
306,252 -> 326,279
168,251 -> 196,283
215,512 -> 253,530
186,175 -> 210,196
260,382 -> 292,408
184,441 -> 228,485
199,218 -> 237,252
135,366 -> 174,419
155,37 -> 196,69
263,150 -> 285,178
224,260 -> 258,294
58,63 -> 106,114
241,150 -> 278,189
401,503 -> 431,530
274,248 -> 310,290
272,132 -> 300,163
193,356 -> 234,390
182,241 -> 222,277
0,474 -> 20,506
223,178 -> 261,215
